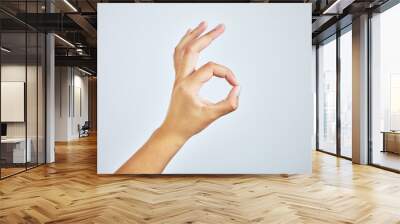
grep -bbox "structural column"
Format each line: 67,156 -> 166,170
352,14 -> 369,164
46,1 -> 55,163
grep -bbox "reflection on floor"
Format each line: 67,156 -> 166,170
373,150 -> 400,171
0,163 -> 41,178
0,167 -> 25,177
341,147 -> 352,158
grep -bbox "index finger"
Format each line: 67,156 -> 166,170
175,21 -> 207,53
185,24 -> 225,54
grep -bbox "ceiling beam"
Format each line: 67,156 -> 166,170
55,55 -> 96,70
323,0 -> 356,14
67,13 -> 97,39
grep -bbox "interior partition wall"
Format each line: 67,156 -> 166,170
0,1 -> 47,179
316,26 -> 353,159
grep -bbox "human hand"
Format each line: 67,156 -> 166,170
116,22 -> 240,174
160,21 -> 241,143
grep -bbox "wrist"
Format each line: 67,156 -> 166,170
156,123 -> 189,148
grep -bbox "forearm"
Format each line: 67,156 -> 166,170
115,125 -> 187,174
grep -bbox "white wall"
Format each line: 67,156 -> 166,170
1,65 -> 41,138
55,66 -> 70,141
71,73 -> 89,138
55,67 -> 89,141
1,66 -> 26,138
98,3 -> 313,174
1,82 -> 25,122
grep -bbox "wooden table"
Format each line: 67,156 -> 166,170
381,131 -> 400,154
1,138 -> 32,164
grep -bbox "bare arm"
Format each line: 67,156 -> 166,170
116,22 -> 240,174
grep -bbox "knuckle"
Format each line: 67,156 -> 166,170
203,61 -> 215,71
184,46 -> 195,54
205,61 -> 215,68
229,100 -> 238,111
175,82 -> 190,94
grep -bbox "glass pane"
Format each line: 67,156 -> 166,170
371,4 -> 400,171
38,33 -> 45,165
312,46 -> 317,150
0,1 -> 46,178
1,32 -> 27,177
318,37 -> 337,154
27,31 -> 38,169
340,30 -> 352,158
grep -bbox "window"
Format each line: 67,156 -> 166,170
371,3 -> 400,171
317,26 -> 353,159
339,29 -> 352,158
318,37 -> 337,154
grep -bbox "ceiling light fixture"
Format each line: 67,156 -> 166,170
322,0 -> 354,14
63,0 -> 78,12
54,34 -> 75,48
78,67 -> 93,76
76,48 -> 85,55
1,47 -> 11,53
323,0 -> 341,14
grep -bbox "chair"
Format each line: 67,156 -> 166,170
79,121 -> 90,138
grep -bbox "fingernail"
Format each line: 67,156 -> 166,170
235,86 -> 241,97
199,21 -> 206,27
233,74 -> 239,86
187,28 -> 192,34
215,24 -> 225,30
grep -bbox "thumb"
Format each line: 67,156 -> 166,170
210,86 -> 240,117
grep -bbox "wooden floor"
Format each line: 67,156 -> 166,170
1,135 -> 400,223
1,167 -> 26,178
373,150 -> 400,171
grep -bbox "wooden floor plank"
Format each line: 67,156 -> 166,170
1,134 -> 400,223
